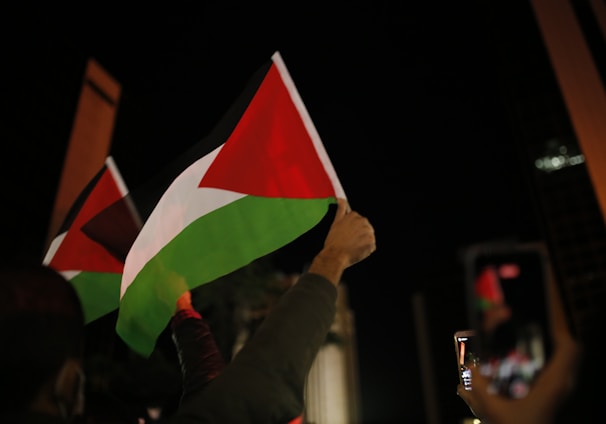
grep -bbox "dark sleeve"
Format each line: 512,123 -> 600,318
170,273 -> 338,424
171,309 -> 226,401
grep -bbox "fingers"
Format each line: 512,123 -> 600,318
469,366 -> 488,391
328,199 -> 376,262
366,220 -> 377,255
456,384 -> 470,401
456,383 -> 480,419
175,290 -> 194,312
458,368 -> 498,422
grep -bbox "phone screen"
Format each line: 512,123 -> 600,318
454,330 -> 479,390
464,242 -> 553,399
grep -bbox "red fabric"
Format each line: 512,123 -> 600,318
199,63 -> 335,199
475,266 -> 504,305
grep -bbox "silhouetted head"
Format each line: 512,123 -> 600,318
0,263 -> 85,419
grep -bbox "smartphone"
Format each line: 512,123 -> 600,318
463,241 -> 553,399
454,329 -> 479,390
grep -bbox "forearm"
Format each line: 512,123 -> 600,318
233,273 -> 337,379
306,248 -> 350,287
171,310 -> 226,399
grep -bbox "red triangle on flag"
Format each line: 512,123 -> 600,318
46,158 -> 131,274
199,63 -> 336,199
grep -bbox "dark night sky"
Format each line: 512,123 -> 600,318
3,2 -> 552,423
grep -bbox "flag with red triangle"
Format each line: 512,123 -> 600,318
116,51 -> 346,356
43,156 -> 142,323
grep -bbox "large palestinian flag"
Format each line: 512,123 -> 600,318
43,156 -> 142,323
117,51 -> 346,356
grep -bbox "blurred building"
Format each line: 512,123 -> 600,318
304,284 -> 361,424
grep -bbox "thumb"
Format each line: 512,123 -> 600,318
333,198 -> 350,222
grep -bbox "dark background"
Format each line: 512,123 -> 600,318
4,1 -> 599,423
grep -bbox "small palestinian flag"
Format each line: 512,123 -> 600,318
43,156 -> 142,323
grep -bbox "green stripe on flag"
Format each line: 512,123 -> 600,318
116,195 -> 335,356
70,272 -> 122,324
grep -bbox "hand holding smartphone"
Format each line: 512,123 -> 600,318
460,242 -> 553,399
